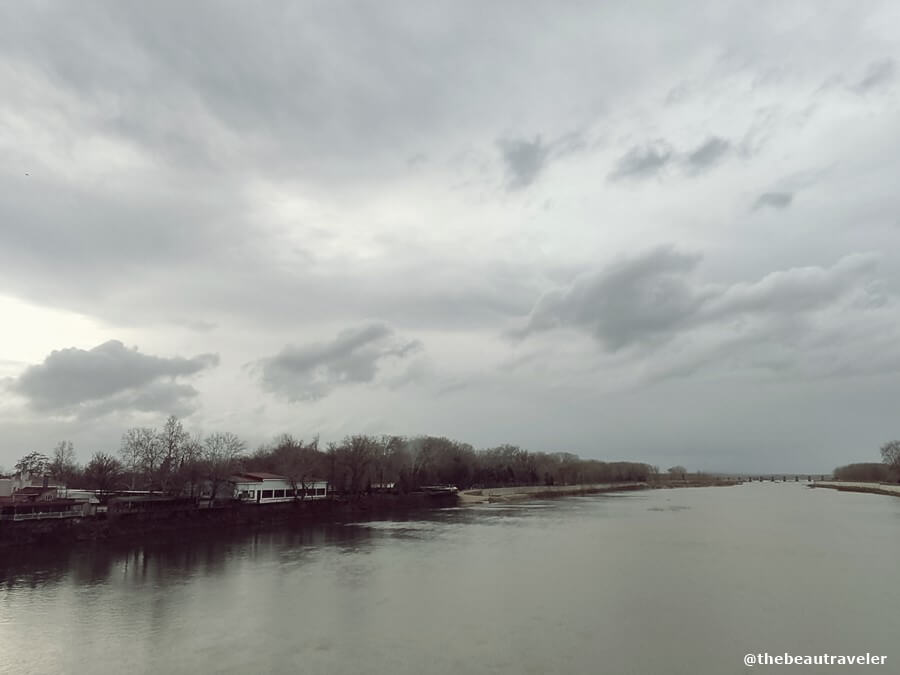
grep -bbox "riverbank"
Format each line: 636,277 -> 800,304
459,483 -> 647,503
809,481 -> 900,498
0,492 -> 457,549
458,479 -> 741,504
1,479 -> 744,549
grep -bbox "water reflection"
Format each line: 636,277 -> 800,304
2,485 -> 900,675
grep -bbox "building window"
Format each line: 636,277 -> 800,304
261,490 -> 273,499
274,489 -> 285,498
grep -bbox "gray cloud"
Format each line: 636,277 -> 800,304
257,324 -> 422,401
8,340 -> 218,416
520,247 -> 880,352
608,141 -> 673,180
73,382 -> 204,420
753,192 -> 794,210
498,136 -> 551,189
684,136 -> 730,171
520,247 -> 706,348
613,136 -> 731,179
852,58 -> 896,94
497,131 -> 589,189
703,253 -> 878,318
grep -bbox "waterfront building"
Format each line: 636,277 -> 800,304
228,472 -> 329,503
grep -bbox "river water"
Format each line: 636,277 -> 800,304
2,482 -> 899,674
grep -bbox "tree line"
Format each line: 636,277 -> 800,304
6,416 -> 654,497
833,440 -> 900,483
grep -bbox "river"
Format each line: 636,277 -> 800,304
2,482 -> 899,674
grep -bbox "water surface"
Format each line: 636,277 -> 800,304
2,483 -> 898,674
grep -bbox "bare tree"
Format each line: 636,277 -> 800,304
880,440 -> 900,482
203,432 -> 245,502
668,466 -> 687,480
326,442 -> 341,493
269,434 -> 322,499
14,451 -> 50,479
336,435 -> 376,495
157,416 -> 191,494
374,435 -> 405,488
120,427 -> 161,490
84,452 -> 122,496
49,440 -> 78,486
178,433 -> 204,497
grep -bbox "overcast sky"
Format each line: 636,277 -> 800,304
2,1 -> 899,473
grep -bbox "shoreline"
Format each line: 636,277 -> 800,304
459,483 -> 648,504
0,492 -> 456,549
459,479 -> 741,504
809,481 -> 900,498
1,480 -> 742,549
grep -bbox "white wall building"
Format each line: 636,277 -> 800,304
229,472 -> 328,504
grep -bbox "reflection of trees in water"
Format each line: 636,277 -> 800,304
1,520 -> 385,593
0,546 -> 72,590
70,549 -> 116,585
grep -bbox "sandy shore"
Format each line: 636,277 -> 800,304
458,483 -> 647,504
811,481 -> 900,498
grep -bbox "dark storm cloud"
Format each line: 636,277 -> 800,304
753,192 -> 794,210
8,340 -> 218,415
520,247 -> 880,351
257,324 -> 422,401
684,137 -> 730,171
608,142 -> 673,180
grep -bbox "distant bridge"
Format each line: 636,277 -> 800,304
728,475 -> 829,482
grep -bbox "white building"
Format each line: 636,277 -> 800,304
229,472 -> 328,504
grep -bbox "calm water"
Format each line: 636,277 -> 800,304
2,483 -> 899,674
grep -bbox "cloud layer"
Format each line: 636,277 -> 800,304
8,340 -> 218,418
519,248 -> 894,383
1,2 -> 899,472
257,324 -> 422,401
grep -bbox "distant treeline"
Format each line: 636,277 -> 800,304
832,462 -> 891,483
9,416 -> 654,497
832,440 -> 900,483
